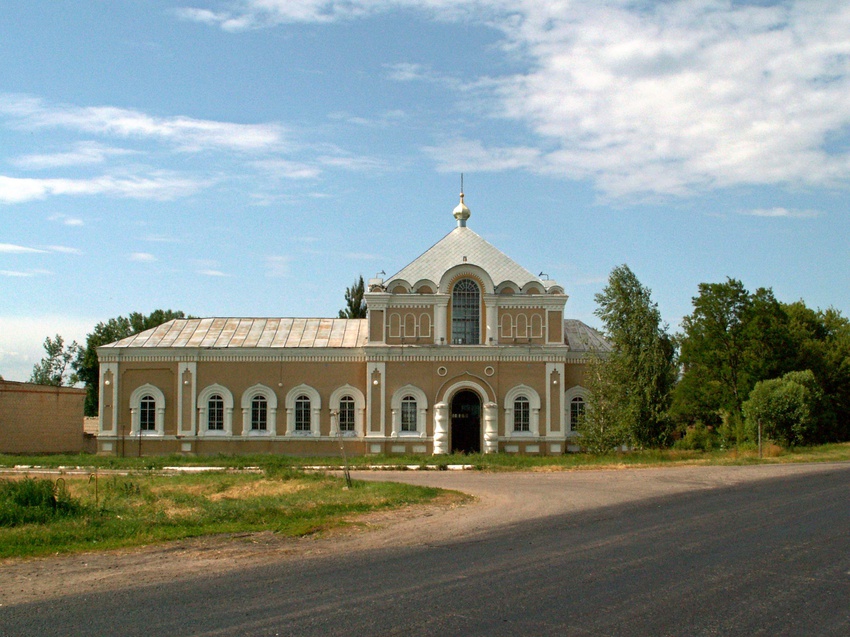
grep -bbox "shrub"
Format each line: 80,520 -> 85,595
673,422 -> 716,451
0,478 -> 81,526
743,370 -> 821,447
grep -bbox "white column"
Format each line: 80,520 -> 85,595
330,409 -> 339,436
485,296 -> 498,345
483,402 -> 498,453
433,402 -> 448,454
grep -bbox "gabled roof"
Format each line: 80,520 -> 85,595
100,318 -> 368,349
564,320 -> 611,353
388,226 -> 543,290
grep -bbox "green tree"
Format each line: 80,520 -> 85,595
73,310 -> 187,416
29,335 -> 80,386
743,370 -> 822,447
579,355 -> 630,453
672,279 -> 792,431
593,264 -> 677,448
338,276 -> 367,319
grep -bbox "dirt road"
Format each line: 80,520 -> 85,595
1,462 -> 845,607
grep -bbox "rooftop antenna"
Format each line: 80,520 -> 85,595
461,173 -> 464,195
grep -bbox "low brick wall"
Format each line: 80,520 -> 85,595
0,381 -> 87,454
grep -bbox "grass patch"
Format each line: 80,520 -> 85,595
1,441 -> 849,474
0,471 -> 455,559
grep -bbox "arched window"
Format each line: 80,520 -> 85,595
401,396 -> 417,432
452,278 -> 480,345
130,384 -> 165,436
571,397 -> 586,431
208,394 -> 224,431
295,395 -> 311,432
513,396 -> 530,432
140,395 -> 156,431
338,395 -> 355,432
251,396 -> 268,431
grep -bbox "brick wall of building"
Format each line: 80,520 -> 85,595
0,380 -> 87,454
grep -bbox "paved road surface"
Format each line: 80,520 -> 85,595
1,463 -> 848,636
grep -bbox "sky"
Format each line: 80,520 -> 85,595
1,0 -> 849,381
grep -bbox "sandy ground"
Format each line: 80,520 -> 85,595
1,462 -> 846,607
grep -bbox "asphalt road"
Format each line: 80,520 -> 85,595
1,464 -> 849,636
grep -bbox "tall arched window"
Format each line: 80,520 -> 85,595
140,395 -> 156,431
338,395 -> 355,432
452,278 -> 480,345
251,396 -> 268,431
513,396 -> 530,432
208,394 -> 224,431
401,396 -> 418,432
295,395 -> 311,432
571,396 -> 586,431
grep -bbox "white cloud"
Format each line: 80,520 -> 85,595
252,158 -> 321,180
742,207 -> 822,219
45,245 -> 84,255
129,252 -> 157,262
48,213 -> 84,226
0,94 -> 287,152
423,138 -> 541,173
197,269 -> 229,277
0,173 -> 205,204
0,243 -> 46,254
12,141 -> 134,170
181,1 -> 850,197
266,255 -> 292,278
0,269 -> 51,277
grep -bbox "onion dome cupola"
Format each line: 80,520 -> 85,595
453,192 -> 471,227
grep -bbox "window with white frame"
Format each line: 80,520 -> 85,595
338,395 -> 355,432
295,395 -> 311,432
571,397 -> 586,430
208,394 -> 224,431
251,396 -> 268,431
401,396 -> 417,432
451,278 -> 480,344
513,396 -> 530,432
140,395 -> 156,431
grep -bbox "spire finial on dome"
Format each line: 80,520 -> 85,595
453,174 -> 470,227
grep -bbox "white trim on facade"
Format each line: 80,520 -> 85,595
390,384 -> 428,438
504,384 -> 541,437
285,384 -> 321,436
129,384 -> 166,436
564,385 -> 589,435
329,384 -> 365,437
198,384 -> 235,437
241,383 -> 278,436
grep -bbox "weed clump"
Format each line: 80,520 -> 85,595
0,477 -> 82,526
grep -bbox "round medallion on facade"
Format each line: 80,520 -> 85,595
437,366 -> 448,377
484,366 -> 495,377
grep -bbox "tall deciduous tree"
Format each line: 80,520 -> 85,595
30,334 -> 80,386
673,279 -> 792,430
592,265 -> 677,448
338,276 -> 367,319
73,310 -> 187,416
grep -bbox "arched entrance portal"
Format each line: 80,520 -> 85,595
450,390 -> 481,454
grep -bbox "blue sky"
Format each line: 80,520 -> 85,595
1,0 -> 849,381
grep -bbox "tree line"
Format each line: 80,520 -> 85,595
584,265 -> 850,451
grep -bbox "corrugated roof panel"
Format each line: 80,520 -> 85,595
284,318 -> 307,347
564,320 -> 611,353
328,320 -> 347,347
144,322 -> 176,347
212,318 -> 240,347
243,318 -> 266,347
229,319 -> 252,347
172,319 -> 201,347
198,318 -> 225,347
156,321 -> 184,347
256,319 -> 280,347
314,319 -> 333,346
186,318 -> 214,347
270,318 -> 294,347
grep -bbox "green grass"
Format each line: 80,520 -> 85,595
0,470 -> 459,559
2,441 -> 850,473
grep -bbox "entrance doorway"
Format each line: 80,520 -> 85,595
450,390 -> 481,454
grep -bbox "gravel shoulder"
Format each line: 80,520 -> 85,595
1,462 -> 846,607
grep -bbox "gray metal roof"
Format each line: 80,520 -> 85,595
564,320 -> 611,353
388,226 -> 543,289
100,318 -> 368,349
